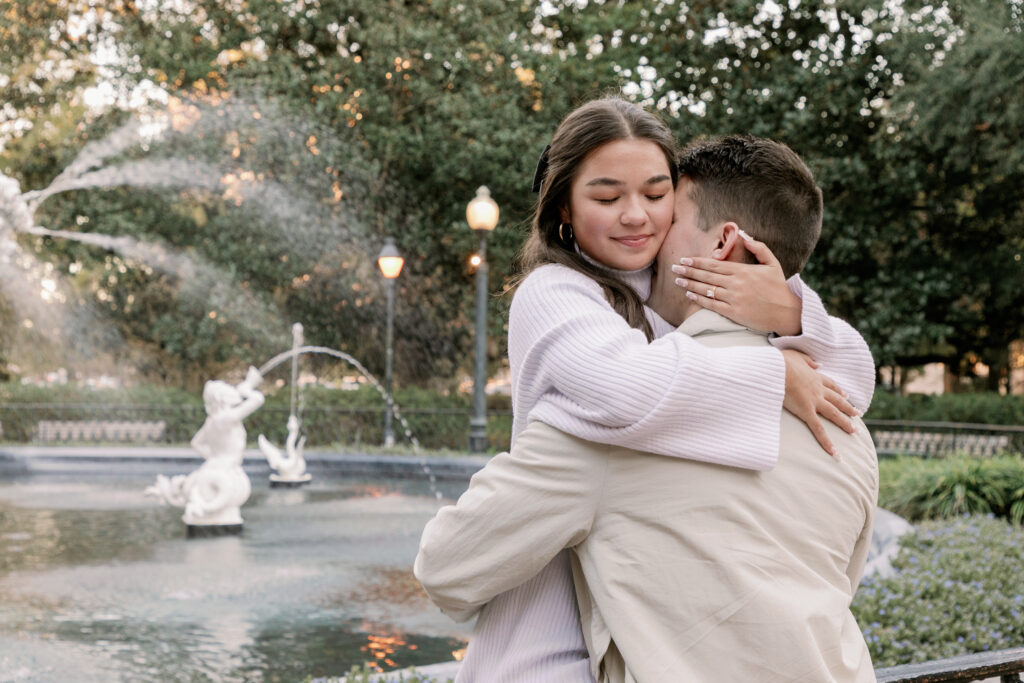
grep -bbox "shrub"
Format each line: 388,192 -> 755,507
0,381 -> 513,451
852,515 -> 1024,666
868,391 -> 1024,425
879,455 -> 1024,524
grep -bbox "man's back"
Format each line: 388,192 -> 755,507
570,310 -> 878,682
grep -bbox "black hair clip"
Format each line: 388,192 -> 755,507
532,144 -> 551,193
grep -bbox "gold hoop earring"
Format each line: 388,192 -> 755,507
558,222 -> 574,244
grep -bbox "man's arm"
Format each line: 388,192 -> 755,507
414,422 -> 605,622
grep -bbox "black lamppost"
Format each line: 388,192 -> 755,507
377,238 -> 404,447
465,186 -> 499,452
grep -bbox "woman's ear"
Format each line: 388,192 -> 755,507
711,222 -> 743,261
559,204 -> 572,224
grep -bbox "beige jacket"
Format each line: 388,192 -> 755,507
415,310 -> 879,682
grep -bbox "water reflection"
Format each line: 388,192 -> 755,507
0,473 -> 469,681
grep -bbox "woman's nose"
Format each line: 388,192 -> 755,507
621,196 -> 646,225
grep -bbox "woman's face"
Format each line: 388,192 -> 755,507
561,138 -> 674,271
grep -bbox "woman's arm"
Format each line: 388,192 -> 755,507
415,422 -> 604,621
510,265 -> 787,471
769,276 -> 876,413
670,236 -> 875,413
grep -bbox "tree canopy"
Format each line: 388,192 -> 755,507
0,0 -> 1021,390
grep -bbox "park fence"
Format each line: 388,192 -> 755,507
0,404 -> 1022,456
0,402 -> 514,452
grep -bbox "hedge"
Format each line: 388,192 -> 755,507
867,391 -> 1024,425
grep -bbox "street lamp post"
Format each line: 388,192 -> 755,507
377,238 -> 404,447
465,186 -> 499,453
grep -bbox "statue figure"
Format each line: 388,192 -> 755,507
258,414 -> 312,486
146,366 -> 264,532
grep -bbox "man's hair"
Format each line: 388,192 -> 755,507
677,135 -> 822,278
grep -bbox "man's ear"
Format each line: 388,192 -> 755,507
711,222 -> 744,261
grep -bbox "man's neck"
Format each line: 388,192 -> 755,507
647,267 -> 701,327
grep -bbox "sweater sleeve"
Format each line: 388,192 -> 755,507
509,265 -> 786,472
769,275 -> 876,413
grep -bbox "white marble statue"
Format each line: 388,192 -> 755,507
258,414 -> 312,484
146,366 -> 264,527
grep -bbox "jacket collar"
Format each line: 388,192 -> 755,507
677,309 -> 768,339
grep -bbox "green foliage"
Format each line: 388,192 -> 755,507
2,0 -> 1022,388
0,380 -> 197,406
878,455 -> 1024,524
867,391 -> 1024,425
0,381 -> 513,450
852,515 -> 1024,666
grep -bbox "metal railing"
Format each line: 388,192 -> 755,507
875,646 -> 1024,682
1,405 -> 1022,457
0,403 -> 514,451
864,419 -> 1024,457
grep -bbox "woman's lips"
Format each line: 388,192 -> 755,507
613,235 -> 652,248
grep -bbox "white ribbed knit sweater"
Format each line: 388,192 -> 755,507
454,263 -> 876,683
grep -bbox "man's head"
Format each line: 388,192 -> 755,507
668,135 -> 823,278
649,136 -> 823,324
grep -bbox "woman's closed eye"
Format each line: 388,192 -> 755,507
595,193 -> 665,204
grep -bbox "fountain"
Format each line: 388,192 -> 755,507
259,323 -> 313,487
0,97 -> 465,679
0,96 -> 396,374
259,414 -> 312,487
139,327 -> 437,535
145,366 -> 265,536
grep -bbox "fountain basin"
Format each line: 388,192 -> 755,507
0,448 -> 478,682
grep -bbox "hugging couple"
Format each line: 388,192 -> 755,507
416,96 -> 879,683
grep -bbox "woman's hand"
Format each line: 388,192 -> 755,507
671,231 -> 802,336
782,349 -> 859,458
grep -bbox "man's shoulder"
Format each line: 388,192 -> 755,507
779,414 -> 878,489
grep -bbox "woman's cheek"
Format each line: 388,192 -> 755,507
654,203 -> 675,231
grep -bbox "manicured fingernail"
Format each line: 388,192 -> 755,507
675,277 -> 689,288
738,229 -> 754,242
679,257 -> 693,265
685,291 -> 697,300
671,264 -> 687,275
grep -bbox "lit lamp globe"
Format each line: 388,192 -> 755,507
377,239 -> 404,279
466,186 -> 499,232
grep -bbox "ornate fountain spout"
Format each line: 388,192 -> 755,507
146,366 -> 264,535
259,414 -> 311,486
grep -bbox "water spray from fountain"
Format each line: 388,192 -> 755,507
0,93 -> 388,372
259,344 -> 423,453
259,341 -> 442,500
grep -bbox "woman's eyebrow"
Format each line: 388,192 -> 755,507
585,174 -> 672,187
585,177 -> 624,187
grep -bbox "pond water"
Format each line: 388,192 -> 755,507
0,472 -> 471,682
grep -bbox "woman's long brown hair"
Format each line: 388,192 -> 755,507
513,97 -> 678,341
